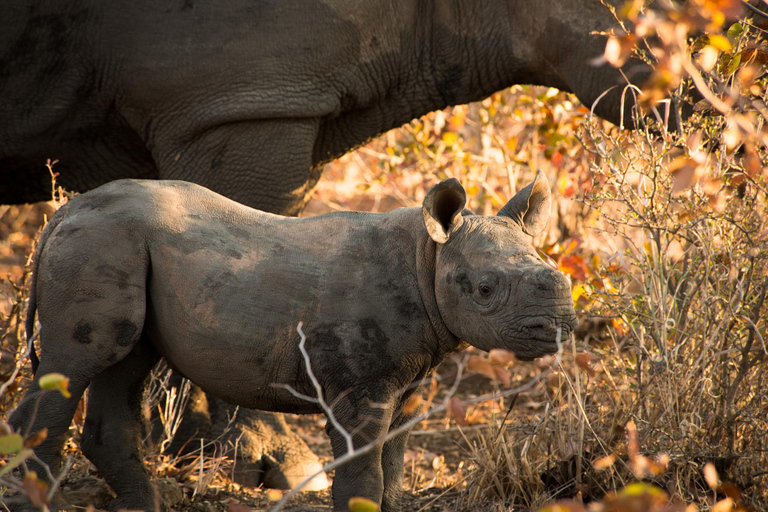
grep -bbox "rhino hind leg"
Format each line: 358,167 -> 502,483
80,339 -> 161,512
7,352 -> 99,510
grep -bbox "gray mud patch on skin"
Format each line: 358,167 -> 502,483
73,320 -> 93,344
114,319 -> 138,346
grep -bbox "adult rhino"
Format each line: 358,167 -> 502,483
0,0 -> 634,492
1,0 -> 649,209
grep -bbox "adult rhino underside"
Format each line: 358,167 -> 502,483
0,0 -> 641,492
0,0 -> 653,208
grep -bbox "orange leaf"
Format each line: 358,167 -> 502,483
402,394 -> 423,416
574,353 -> 596,378
489,349 -> 517,366
21,472 -> 49,509
447,397 -> 468,427
468,355 -> 497,380
23,428 -> 48,449
704,462 -> 720,489
559,255 -> 589,281
492,367 -> 512,387
593,454 -> 617,470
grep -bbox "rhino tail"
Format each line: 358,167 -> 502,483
26,205 -> 70,375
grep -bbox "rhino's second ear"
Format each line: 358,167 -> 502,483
422,178 -> 467,243
497,169 -> 552,236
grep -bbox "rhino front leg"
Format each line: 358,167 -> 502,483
326,396 -> 394,511
80,339 -> 161,512
381,410 -> 417,512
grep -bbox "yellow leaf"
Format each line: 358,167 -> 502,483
708,34 -> 732,52
348,496 -> 380,512
38,373 -> 71,398
618,482 -> 668,501
571,283 -> 587,305
441,132 -> 458,145
0,433 -> 23,455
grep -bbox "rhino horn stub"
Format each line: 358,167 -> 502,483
497,169 -> 552,237
422,178 -> 467,243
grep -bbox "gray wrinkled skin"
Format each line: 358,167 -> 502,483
1,0 -> 646,208
10,175 -> 576,512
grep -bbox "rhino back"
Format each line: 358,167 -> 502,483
55,181 -> 439,411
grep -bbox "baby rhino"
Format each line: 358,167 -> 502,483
10,172 -> 576,512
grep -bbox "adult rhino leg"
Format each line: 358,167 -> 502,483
207,402 -> 329,491
80,339 -> 161,512
164,391 -> 329,491
153,118 -> 323,214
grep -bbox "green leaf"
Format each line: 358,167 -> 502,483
348,497 -> 380,512
38,373 -> 71,398
0,433 -> 23,455
727,22 -> 744,39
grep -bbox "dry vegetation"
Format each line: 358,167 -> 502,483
2,1 -> 768,511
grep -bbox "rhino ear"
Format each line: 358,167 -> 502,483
422,178 -> 467,243
498,169 -> 552,236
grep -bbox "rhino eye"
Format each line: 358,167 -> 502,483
478,283 -> 493,297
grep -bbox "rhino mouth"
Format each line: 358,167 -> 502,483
503,320 -> 575,360
509,339 -> 560,361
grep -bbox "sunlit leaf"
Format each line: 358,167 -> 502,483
38,372 -> 71,398
704,462 -> 720,489
593,454 -> 616,470
348,496 -> 380,512
447,397 -> 468,427
575,353 -> 596,378
712,498 -> 735,512
23,428 -> 47,449
468,355 -> 497,380
0,433 -> 23,455
402,394 -> 423,416
489,349 -> 516,366
21,472 -> 50,509
617,482 -> 668,500
492,367 -> 512,387
536,501 -> 586,512
708,34 -> 732,52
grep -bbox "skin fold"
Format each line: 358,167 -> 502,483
10,174 -> 576,511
